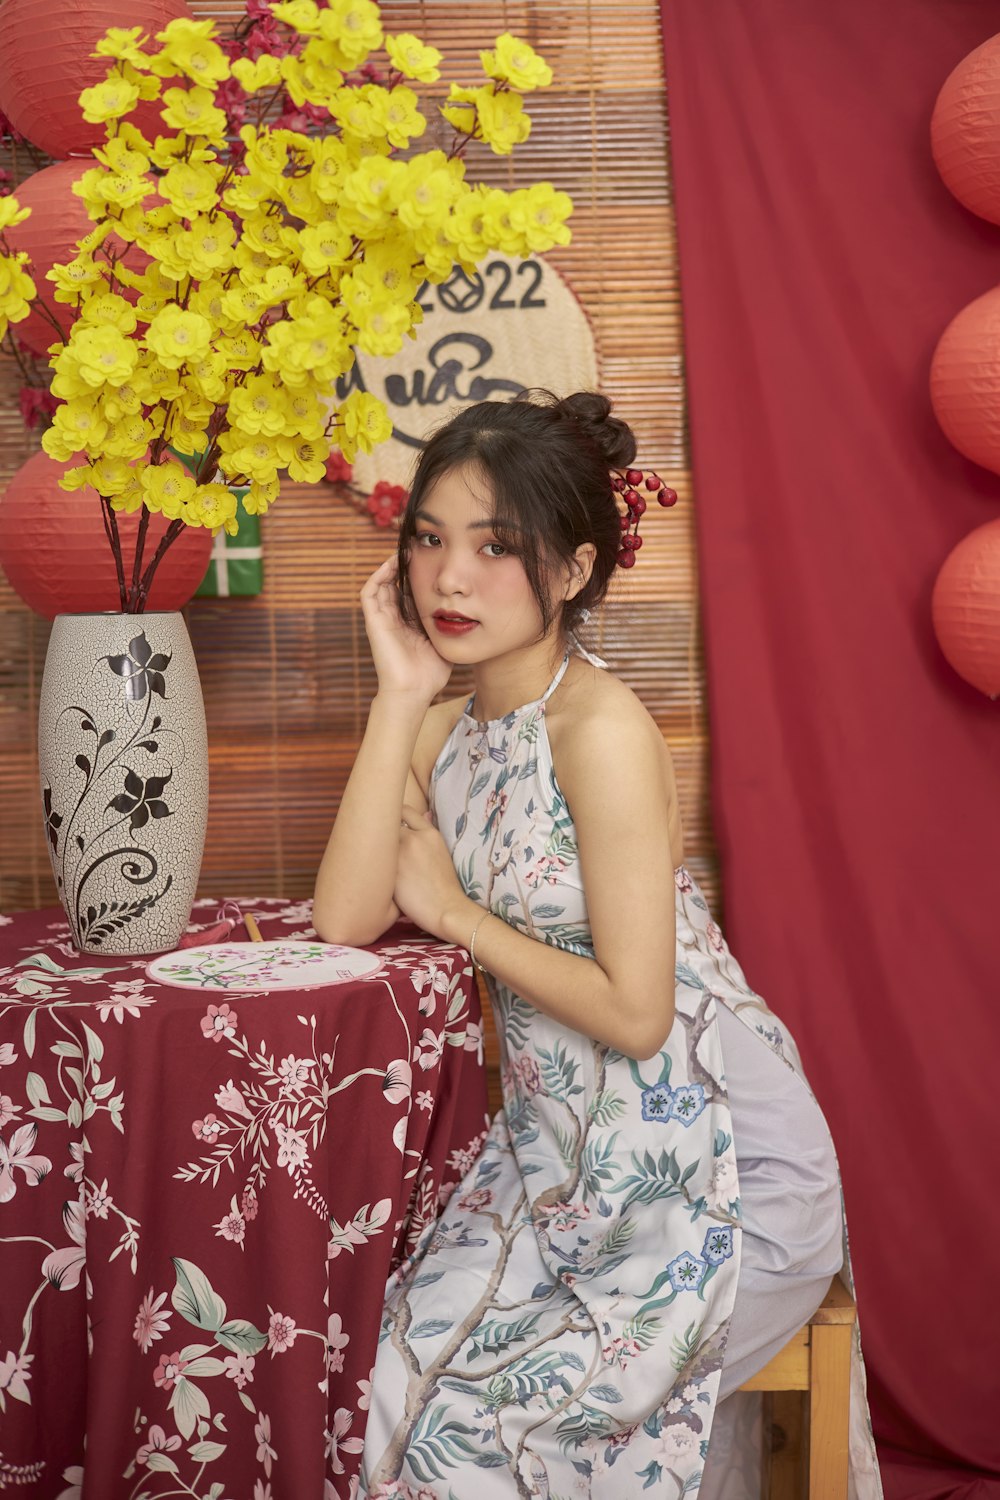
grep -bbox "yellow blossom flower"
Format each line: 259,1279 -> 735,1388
140,459 -> 198,518
508,182 -> 573,251
222,172 -> 276,219
385,33 -> 441,83
393,151 -> 462,232
183,353 -> 230,404
318,0 -> 383,67
243,476 -> 280,515
297,222 -> 353,277
171,214 -> 237,279
78,75 -> 140,124
0,195 -> 30,232
338,155 -> 404,239
188,483 -> 239,534
217,430 -> 283,483
295,38 -> 345,105
159,86 -> 228,140
93,26 -> 153,65
350,296 -> 412,358
336,390 -> 391,462
59,326 -> 138,389
100,382 -> 143,421
108,477 -> 145,514
271,0 -> 322,34
480,189 -> 526,254
150,18 -> 230,84
160,161 -> 222,216
103,411 -> 156,460
73,165 -> 151,213
47,256 -> 106,305
372,85 -> 426,150
93,136 -> 149,178
231,55 -> 283,92
132,352 -> 184,403
216,330 -> 265,372
308,135 -> 350,203
42,401 -> 109,462
261,298 -> 352,387
56,464 -> 95,492
241,213 -> 287,261
282,389 -> 326,439
475,86 -> 531,155
229,375 -> 292,437
0,252 -> 37,337
441,84 -> 477,138
89,456 -> 137,495
79,293 -> 138,336
480,33 -> 552,91
145,305 -> 212,368
280,433 -> 330,482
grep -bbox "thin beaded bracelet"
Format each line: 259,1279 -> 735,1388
469,914 -> 490,974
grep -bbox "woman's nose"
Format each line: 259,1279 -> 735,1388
433,548 -> 472,596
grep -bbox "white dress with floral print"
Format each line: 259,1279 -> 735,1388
360,655 -> 881,1500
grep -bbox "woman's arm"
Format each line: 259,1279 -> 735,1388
312,557 -> 453,945
396,697 -> 677,1059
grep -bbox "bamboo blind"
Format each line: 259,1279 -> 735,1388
0,1 -> 718,945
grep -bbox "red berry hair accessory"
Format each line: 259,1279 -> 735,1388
610,469 -> 677,568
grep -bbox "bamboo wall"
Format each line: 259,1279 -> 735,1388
0,2 -> 718,948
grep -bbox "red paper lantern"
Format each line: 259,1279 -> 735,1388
929,286 -> 1000,477
0,0 -> 193,161
931,518 -> 1000,697
0,451 -> 213,618
931,33 -> 1000,225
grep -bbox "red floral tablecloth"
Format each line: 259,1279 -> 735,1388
0,898 -> 489,1500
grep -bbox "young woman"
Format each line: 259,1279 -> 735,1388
314,391 -> 879,1499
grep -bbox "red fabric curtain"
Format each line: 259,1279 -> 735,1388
659,4 -> 1000,1496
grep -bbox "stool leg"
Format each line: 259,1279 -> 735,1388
765,1390 -> 805,1500
808,1324 -> 852,1499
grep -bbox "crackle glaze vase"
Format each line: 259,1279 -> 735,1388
38,612 -> 209,955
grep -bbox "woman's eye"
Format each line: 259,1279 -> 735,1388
483,542 -> 507,559
415,532 -> 440,547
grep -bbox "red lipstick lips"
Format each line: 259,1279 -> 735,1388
432,610 -> 479,637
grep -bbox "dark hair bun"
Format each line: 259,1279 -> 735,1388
556,390 -> 637,469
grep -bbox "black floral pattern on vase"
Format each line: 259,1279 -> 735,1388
48,632 -> 181,948
103,631 -> 172,703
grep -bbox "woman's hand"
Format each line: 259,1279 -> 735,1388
394,804 -> 476,941
361,557 -> 453,703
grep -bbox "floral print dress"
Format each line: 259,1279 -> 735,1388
360,654 -> 881,1500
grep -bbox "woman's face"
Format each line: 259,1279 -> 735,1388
405,463 -> 552,663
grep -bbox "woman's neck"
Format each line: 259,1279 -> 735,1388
469,636 -> 569,722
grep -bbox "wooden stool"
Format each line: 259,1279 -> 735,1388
738,1275 -> 855,1500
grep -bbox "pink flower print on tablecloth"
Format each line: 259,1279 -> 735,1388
0,1094 -> 19,1129
216,1078 -> 251,1117
416,1089 -> 434,1113
0,1350 -> 32,1404
192,1113 -> 224,1143
85,1178 -> 112,1219
274,1122 -> 309,1172
356,1367 -> 374,1411
458,1186 -> 494,1213
215,1199 -> 247,1249
327,1312 -> 350,1374
64,1142 -> 85,1183
97,978 -> 153,1023
255,1410 -> 277,1476
153,1351 -> 188,1391
241,1185 -> 259,1220
42,1195 -> 86,1290
277,1055 -> 313,1094
224,1350 -> 255,1388
136,1425 -> 181,1466
0,1122 -> 52,1202
414,1028 -> 443,1071
133,1287 -> 172,1353
267,1311 -> 297,1353
200,1003 -> 239,1043
515,1054 -> 541,1096
326,1407 -> 365,1476
524,852 -> 568,889
382,1059 -> 412,1105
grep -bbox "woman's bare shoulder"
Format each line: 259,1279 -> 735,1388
411,694 -> 469,795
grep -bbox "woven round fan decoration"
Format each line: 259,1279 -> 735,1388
0,0 -> 192,160
0,451 -> 213,619
931,518 -> 1000,698
931,32 -> 1000,226
346,254 -> 599,495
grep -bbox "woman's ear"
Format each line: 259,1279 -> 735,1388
566,543 -> 597,600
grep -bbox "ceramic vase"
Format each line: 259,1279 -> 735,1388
38,612 -> 209,955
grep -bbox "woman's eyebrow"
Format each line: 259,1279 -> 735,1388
415,510 -> 497,531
